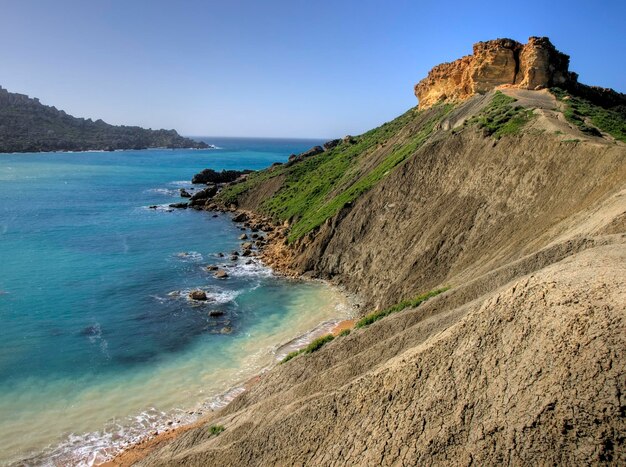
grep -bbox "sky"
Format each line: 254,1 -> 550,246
1,0 -> 624,138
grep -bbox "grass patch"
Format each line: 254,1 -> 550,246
355,287 -> 449,328
281,333 -> 335,364
338,328 -> 351,337
208,425 -> 225,436
217,104 -> 453,242
551,88 -> 626,142
467,91 -> 534,139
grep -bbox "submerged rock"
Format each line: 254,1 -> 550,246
169,202 -> 188,209
209,310 -> 225,317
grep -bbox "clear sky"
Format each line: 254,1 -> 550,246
1,0 -> 624,138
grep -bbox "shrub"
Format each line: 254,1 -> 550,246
281,334 -> 335,364
468,91 -> 534,139
356,287 -> 449,328
338,328 -> 351,337
209,425 -> 225,436
551,88 -> 626,142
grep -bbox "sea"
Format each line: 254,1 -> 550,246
0,138 -> 352,465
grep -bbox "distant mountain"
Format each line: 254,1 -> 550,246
0,86 -> 209,153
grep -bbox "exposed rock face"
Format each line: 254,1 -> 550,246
415,37 -> 577,108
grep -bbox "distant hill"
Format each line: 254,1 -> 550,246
0,86 -> 209,153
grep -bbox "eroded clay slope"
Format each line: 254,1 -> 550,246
140,240 -> 626,466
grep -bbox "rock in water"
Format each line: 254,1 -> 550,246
214,269 -> 229,279
189,290 -> 207,301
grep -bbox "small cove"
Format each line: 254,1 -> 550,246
0,139 -> 351,465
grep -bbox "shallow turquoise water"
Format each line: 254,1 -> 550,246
0,139 -> 350,465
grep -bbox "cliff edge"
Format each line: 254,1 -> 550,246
416,36 -> 597,109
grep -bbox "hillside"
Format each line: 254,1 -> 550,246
114,37 -> 626,465
0,86 -> 208,153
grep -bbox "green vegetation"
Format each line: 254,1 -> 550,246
551,88 -> 626,142
281,334 -> 335,364
338,328 -> 351,337
355,287 -> 450,329
218,104 -> 453,241
467,91 -> 534,139
208,425 -> 225,436
562,139 -> 581,143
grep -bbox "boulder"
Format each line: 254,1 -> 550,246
189,290 -> 207,301
206,265 -> 219,271
190,185 -> 217,201
209,310 -> 225,317
232,212 -> 248,223
242,242 -> 253,250
239,233 -> 248,240
169,202 -> 188,209
179,188 -> 191,198
214,269 -> 229,279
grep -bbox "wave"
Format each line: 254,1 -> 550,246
172,251 -> 203,262
224,259 -> 274,279
145,187 -> 179,197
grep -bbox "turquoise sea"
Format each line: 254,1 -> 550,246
0,138 -> 351,465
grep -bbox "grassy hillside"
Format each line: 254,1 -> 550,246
218,103 -> 455,241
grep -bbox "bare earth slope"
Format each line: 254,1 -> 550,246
132,90 -> 626,465
141,241 -> 625,466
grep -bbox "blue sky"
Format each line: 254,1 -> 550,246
1,0 -> 624,138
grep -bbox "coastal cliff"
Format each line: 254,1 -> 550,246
112,38 -> 626,465
0,86 -> 208,152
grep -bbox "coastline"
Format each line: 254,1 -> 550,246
97,207 -> 359,466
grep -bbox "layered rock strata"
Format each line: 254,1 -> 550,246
415,36 -> 577,108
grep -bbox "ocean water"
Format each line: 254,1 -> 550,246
0,138 -> 351,465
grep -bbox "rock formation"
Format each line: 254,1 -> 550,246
415,37 -> 577,108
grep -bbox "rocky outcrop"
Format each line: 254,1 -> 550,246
0,85 -> 209,153
191,169 -> 253,185
414,37 -> 578,108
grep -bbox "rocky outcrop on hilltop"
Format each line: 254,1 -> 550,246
0,85 -> 209,152
414,37 -> 578,108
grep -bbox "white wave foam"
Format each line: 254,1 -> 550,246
226,260 -> 273,279
167,180 -> 194,188
145,187 -> 179,197
173,251 -> 203,262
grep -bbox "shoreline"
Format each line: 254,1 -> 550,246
99,318 -> 356,467
97,207 -> 359,466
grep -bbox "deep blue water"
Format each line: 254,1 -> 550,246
0,138 -> 349,464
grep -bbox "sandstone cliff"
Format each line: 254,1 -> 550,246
414,37 -> 577,109
111,40 -> 626,465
